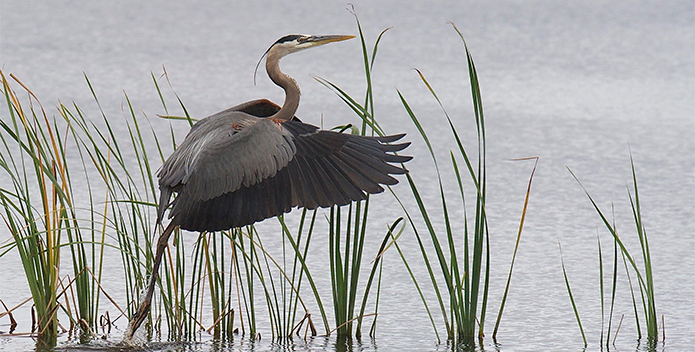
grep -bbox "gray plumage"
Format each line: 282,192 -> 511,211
157,99 -> 411,232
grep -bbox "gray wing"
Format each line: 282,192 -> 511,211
168,120 -> 411,232
157,110 -> 295,224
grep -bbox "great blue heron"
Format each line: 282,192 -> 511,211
126,34 -> 411,338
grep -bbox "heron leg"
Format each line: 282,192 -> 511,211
126,221 -> 177,339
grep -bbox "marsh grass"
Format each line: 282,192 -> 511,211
0,67 -> 221,344
373,23 -> 539,345
565,155 -> 659,347
386,23 -> 488,345
317,19 -> 543,345
558,241 -> 587,347
0,71 -> 105,347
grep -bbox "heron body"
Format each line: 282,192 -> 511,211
126,34 -> 411,338
157,100 -> 410,232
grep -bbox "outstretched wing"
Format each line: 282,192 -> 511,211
169,119 -> 411,232
282,121 -> 410,208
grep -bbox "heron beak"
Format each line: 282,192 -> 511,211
307,35 -> 355,46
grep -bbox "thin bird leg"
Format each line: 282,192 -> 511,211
126,221 -> 177,338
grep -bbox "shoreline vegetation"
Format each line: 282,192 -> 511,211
0,14 -> 660,351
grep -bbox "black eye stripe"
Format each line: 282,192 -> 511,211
275,34 -> 304,45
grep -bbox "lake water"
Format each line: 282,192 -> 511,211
1,0 -> 693,351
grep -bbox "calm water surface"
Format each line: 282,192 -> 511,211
1,1 -> 693,351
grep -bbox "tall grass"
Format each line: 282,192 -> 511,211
565,155 -> 659,346
70,77 -> 168,338
0,71 -> 112,347
387,23 -> 491,344
320,21 -> 539,345
0,68 -> 228,344
558,241 -> 587,347
0,71 -> 63,347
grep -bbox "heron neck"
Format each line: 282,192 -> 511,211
267,57 -> 300,121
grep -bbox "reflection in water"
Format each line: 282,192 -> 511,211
45,333 -> 669,352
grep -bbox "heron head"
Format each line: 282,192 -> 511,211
270,34 -> 355,56
255,34 -> 355,84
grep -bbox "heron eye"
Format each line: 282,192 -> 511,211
297,37 -> 307,44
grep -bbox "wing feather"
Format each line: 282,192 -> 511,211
158,112 -> 296,202
165,119 -> 410,232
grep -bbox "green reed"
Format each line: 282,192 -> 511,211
0,71 -> 126,346
279,210 -> 329,338
0,72 -> 63,347
567,154 -> 659,345
391,23 -> 490,344
223,212 -> 328,340
384,23 -> 537,345
0,68 -> 206,343
558,241 -> 587,347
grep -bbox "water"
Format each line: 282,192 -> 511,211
1,0 -> 693,351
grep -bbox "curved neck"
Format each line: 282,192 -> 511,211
266,53 -> 300,121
